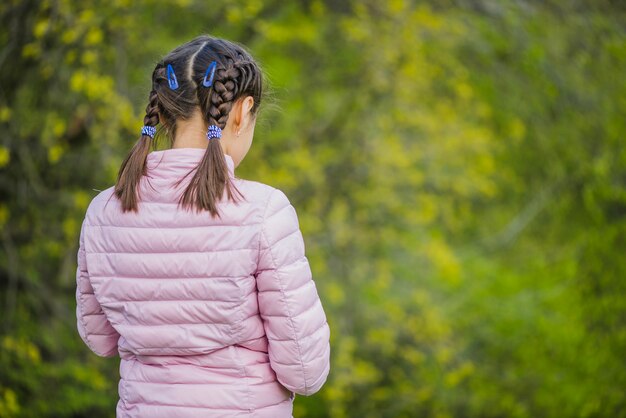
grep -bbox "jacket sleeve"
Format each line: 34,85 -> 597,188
76,218 -> 119,357
255,188 -> 331,396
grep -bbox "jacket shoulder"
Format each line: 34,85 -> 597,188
84,186 -> 116,224
236,179 -> 289,210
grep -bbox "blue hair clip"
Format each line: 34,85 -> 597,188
202,60 -> 218,87
166,64 -> 179,90
206,124 -> 222,140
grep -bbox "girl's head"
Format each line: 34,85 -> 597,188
114,34 -> 266,217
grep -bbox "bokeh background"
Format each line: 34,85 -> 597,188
1,0 -> 625,417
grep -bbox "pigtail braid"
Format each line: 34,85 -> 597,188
114,89 -> 160,212
206,61 -> 241,128
178,57 -> 244,217
143,89 -> 160,130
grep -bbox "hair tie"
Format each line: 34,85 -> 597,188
206,124 -> 222,140
141,125 -> 156,138
166,64 -> 179,90
202,60 -> 218,87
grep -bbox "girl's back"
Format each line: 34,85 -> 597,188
75,35 -> 330,418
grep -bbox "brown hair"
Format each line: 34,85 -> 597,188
114,35 -> 266,218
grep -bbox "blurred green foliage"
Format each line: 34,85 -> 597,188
0,0 -> 624,417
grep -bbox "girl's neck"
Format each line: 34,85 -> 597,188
172,107 -> 209,150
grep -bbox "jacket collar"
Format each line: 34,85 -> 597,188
146,147 -> 235,180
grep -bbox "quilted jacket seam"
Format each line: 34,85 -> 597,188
90,223 -> 260,229
89,248 -> 258,254
118,322 -> 236,327
100,298 -> 248,305
260,188 -> 309,394
121,395 -> 291,411
121,396 -> 257,411
269,321 -> 327,344
94,274 -> 247,279
130,346 -> 225,352
265,228 -> 299,250
262,295 -> 318,319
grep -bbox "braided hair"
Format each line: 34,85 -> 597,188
113,87 -> 160,209
114,35 -> 265,217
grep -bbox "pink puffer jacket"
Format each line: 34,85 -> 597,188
75,147 -> 331,417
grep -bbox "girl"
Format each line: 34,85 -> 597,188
75,34 -> 331,418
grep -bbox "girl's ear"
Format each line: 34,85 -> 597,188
232,96 -> 254,129
244,95 -> 254,114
